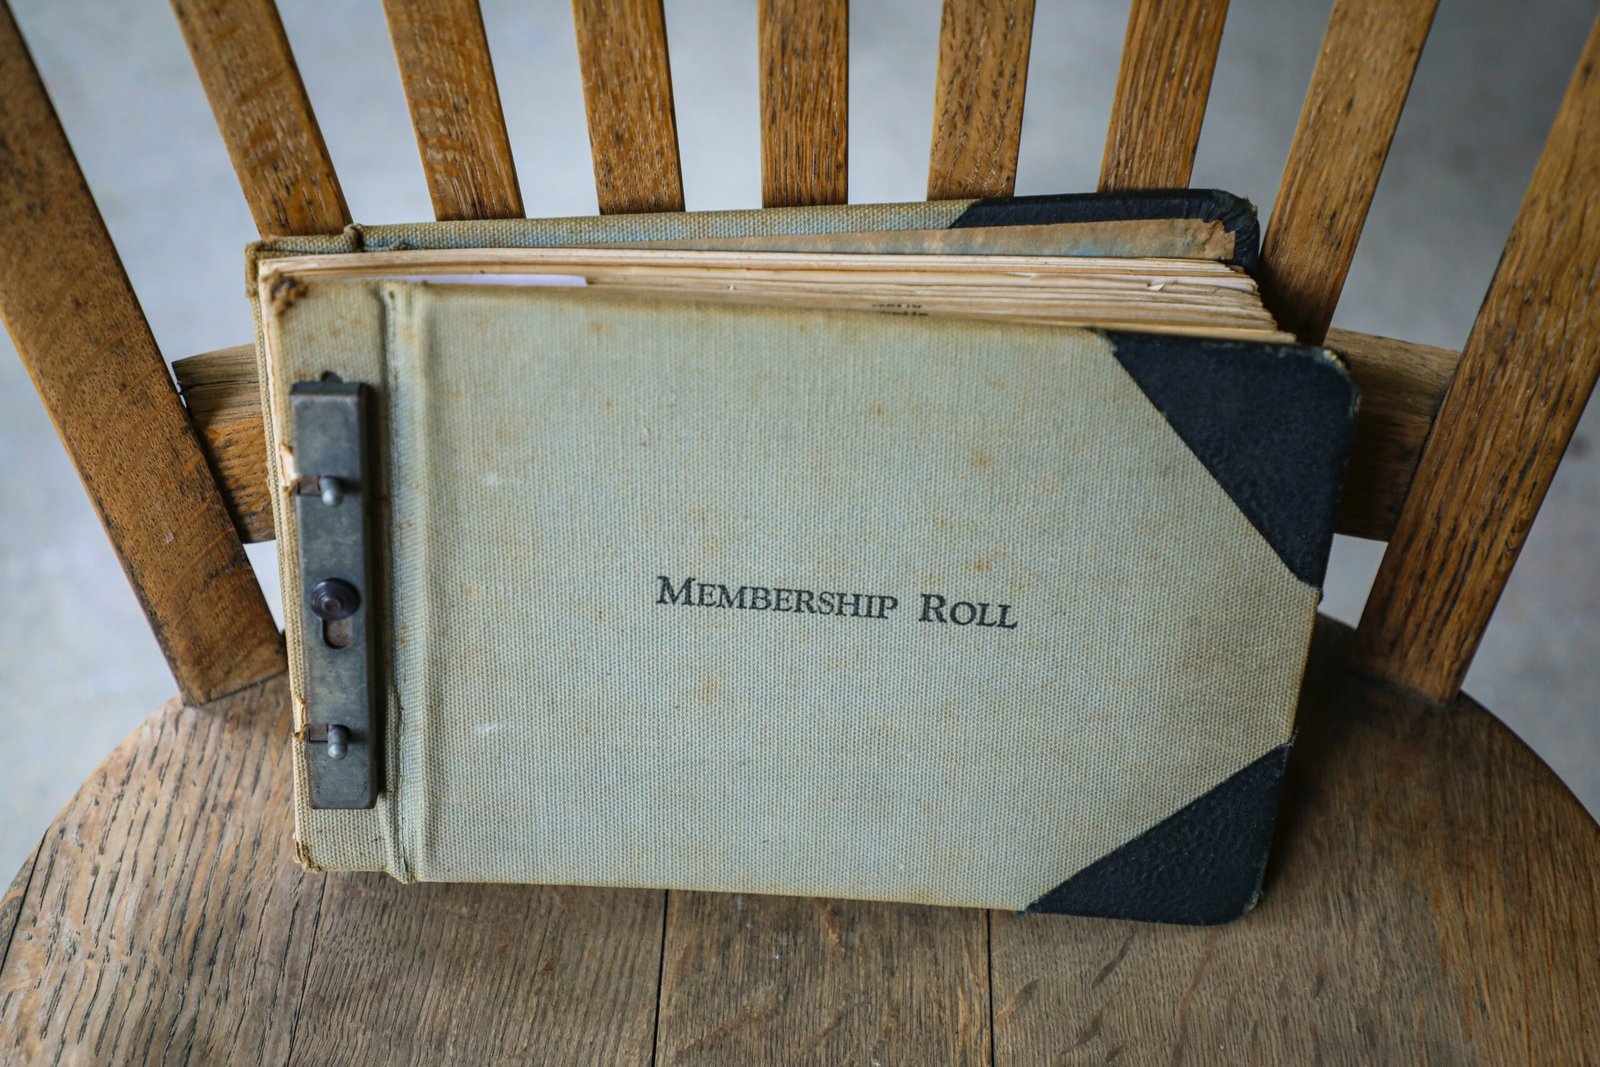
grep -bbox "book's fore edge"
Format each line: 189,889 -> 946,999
1026,743 -> 1294,925
1102,332 -> 1357,589
949,190 -> 1260,272
242,190 -> 1259,269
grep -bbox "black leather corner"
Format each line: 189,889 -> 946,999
1026,744 -> 1292,925
948,190 -> 1261,271
1105,332 -> 1356,588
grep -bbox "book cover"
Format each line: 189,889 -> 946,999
259,268 -> 1354,924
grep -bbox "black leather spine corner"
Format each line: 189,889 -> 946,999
1026,744 -> 1293,925
948,189 -> 1261,272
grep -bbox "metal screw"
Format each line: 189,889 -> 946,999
308,578 -> 361,621
326,724 -> 350,761
318,476 -> 345,507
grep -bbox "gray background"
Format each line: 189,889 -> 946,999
1,0 -> 1595,881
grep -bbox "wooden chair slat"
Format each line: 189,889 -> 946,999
1257,0 -> 1438,344
1098,0 -> 1229,191
173,345 -> 274,544
655,891 -> 990,1063
170,0 -> 351,237
171,327 -> 1457,547
382,0 -> 523,221
758,0 -> 848,208
1325,327 -> 1455,541
571,0 -> 685,214
0,7 -> 282,705
1352,16 -> 1600,704
927,0 -> 1036,201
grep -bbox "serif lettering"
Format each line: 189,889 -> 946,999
654,576 -> 1018,630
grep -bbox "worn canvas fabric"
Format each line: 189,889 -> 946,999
245,189 -> 1261,272
258,262 -> 1355,922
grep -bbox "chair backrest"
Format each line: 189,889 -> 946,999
1,0 -> 1596,708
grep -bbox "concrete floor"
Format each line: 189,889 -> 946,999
1,0 -> 1596,882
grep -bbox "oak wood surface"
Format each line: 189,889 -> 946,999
1099,0 -> 1229,192
0,840 -> 38,978
4,621 -> 1595,1064
170,325 -> 1454,547
0,673 -> 668,1066
655,892 -> 990,1065
289,879 -> 665,1065
0,675 -> 320,1065
0,8 -> 283,705
927,0 -> 1036,201
382,0 -> 524,221
571,0 -> 685,214
1257,0 -> 1438,344
758,0 -> 848,209
170,0 -> 351,237
1353,15 -> 1600,702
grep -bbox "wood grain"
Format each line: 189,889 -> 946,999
1353,16 -> 1600,703
758,0 -> 848,208
1325,326 -> 1456,541
654,892 -> 990,1065
173,344 -> 283,545
169,327 -> 1455,547
1257,0 -> 1438,344
0,7 -> 283,705
0,673 -> 669,1066
1098,0 -> 1228,191
927,0 -> 1036,201
170,0 -> 351,237
174,345 -> 274,544
0,675 -> 319,1065
989,618 -> 1600,1064
382,0 -> 524,221
0,839 -> 39,978
289,880 -> 664,1065
571,0 -> 685,214
6,621 -> 1595,1062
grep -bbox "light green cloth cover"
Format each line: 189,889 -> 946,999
260,275 -> 1318,911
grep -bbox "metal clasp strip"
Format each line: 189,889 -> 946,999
290,378 -> 379,809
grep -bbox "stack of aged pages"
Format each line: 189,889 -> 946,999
253,191 -> 1354,925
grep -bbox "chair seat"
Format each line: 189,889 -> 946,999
2,617 -> 1596,1065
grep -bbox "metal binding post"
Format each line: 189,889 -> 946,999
291,379 -> 379,809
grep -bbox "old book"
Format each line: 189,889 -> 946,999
253,196 -> 1354,925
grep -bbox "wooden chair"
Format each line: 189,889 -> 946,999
2,0 -> 1597,1061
